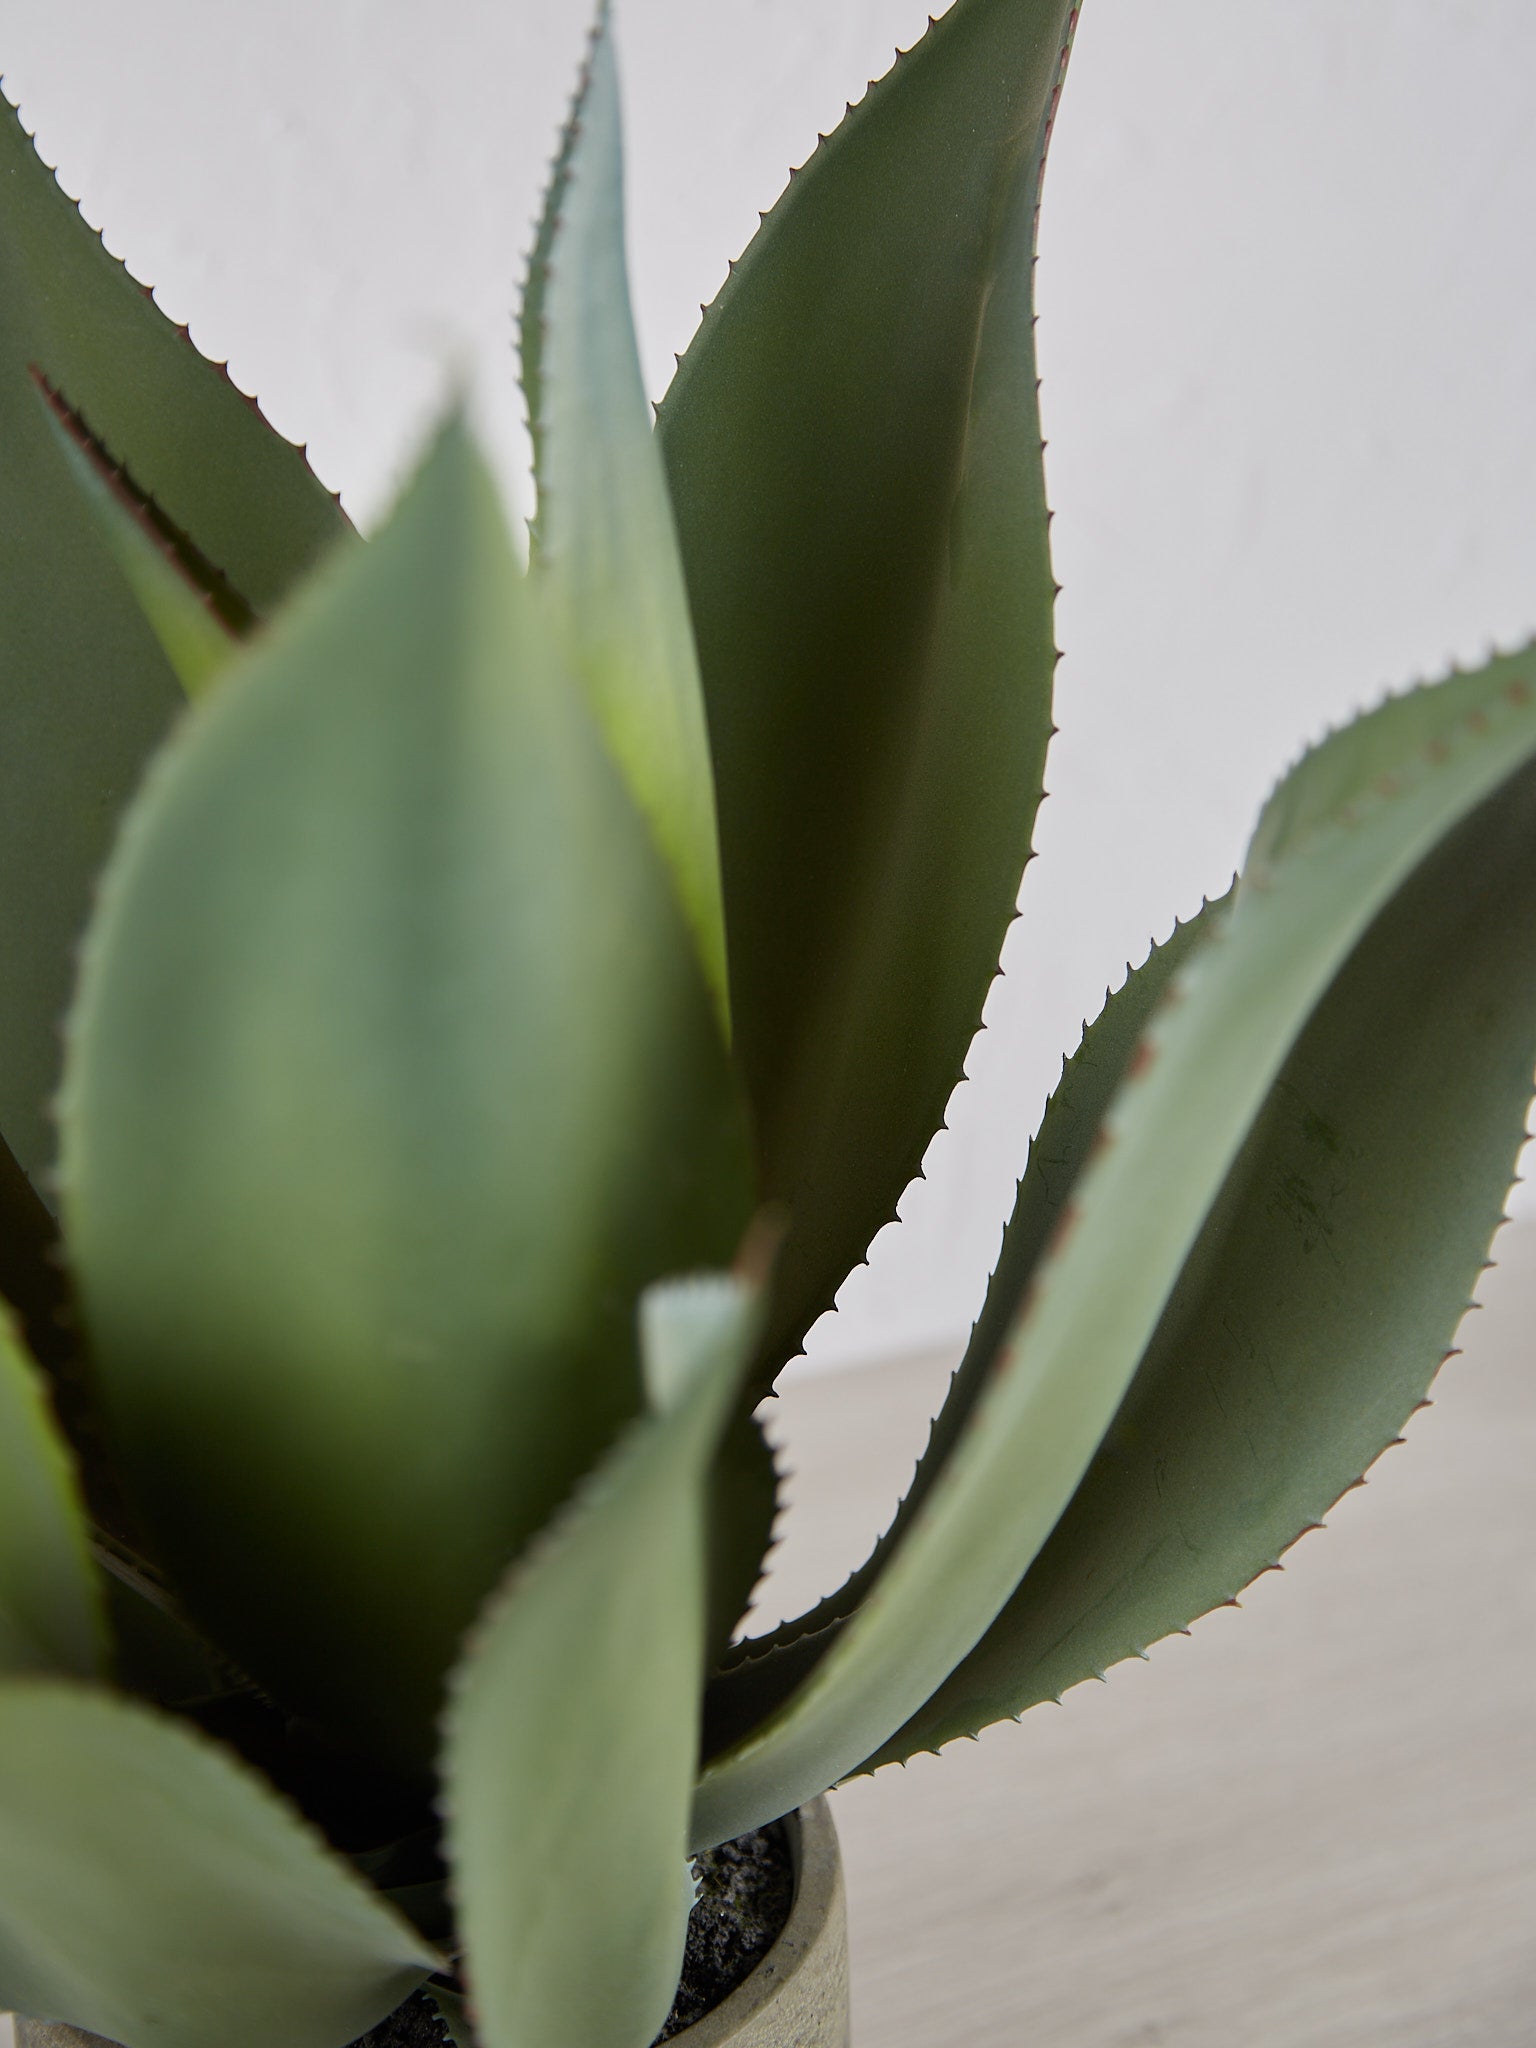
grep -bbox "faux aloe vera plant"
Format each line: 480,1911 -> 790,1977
1,1 -> 1532,2044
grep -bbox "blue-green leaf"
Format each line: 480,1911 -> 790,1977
658,0 -> 1077,1378
690,648 -> 1536,1846
703,899 -> 1224,1753
863,664 -> 1536,1764
0,1681 -> 437,2047
0,88 -> 350,1193
523,7 -> 728,1026
31,368 -> 249,696
59,416 -> 751,1771
444,1278 -> 755,2048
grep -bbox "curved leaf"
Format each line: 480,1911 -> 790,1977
868,734 -> 1536,1762
60,417 -> 752,1771
658,0 -> 1077,1377
444,1278 -> 754,2048
0,89 -> 349,1190
689,647 -> 1536,1848
0,1306 -> 103,1678
0,1681 -> 436,2048
523,7 -> 728,1024
703,898 -> 1224,1754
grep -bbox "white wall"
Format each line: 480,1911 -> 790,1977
7,1 -> 1535,1369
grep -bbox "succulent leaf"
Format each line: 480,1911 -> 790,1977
59,415 -> 752,1771
704,1408 -> 781,1671
689,645 -> 1536,1847
0,1130 -> 142,1547
0,1306 -> 103,1678
868,730 -> 1536,1762
658,0 -> 1078,1379
32,368 -> 252,695
0,1680 -> 438,2047
425,1984 -> 472,2046
703,898 -> 1225,1751
443,1276 -> 755,2048
523,6 -> 729,1027
0,88 -> 350,1192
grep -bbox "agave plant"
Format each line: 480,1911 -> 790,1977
0,0 -> 1532,2044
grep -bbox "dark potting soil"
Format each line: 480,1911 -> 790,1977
351,1820 -> 794,2047
656,1819 -> 794,2040
352,1988 -> 455,2048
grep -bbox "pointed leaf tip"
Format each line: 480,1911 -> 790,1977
521,7 -> 730,1031
642,1274 -> 754,1416
660,0 -> 1077,1385
61,405 -> 749,1770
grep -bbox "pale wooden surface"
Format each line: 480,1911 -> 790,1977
757,1226 -> 1536,2047
4,1234 -> 1532,2048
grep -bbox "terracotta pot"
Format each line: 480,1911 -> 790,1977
12,1797 -> 849,2048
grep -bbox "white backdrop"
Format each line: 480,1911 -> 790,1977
7,0 -> 1536,1369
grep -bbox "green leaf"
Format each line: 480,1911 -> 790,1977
59,416 -> 752,1772
702,899 -> 1225,1754
877,826 -> 1536,1758
523,7 -> 728,1027
32,368 -> 250,695
425,1984 -> 473,2046
0,1680 -> 437,2047
443,1277 -> 754,2048
704,1408 -> 781,1671
689,648 -> 1536,1847
0,89 -> 350,1192
658,0 -> 1078,1378
0,1128 -> 138,1545
0,1306 -> 103,1678
864,671 -> 1536,1762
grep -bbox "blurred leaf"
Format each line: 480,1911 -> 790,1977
444,1277 -> 754,2048
0,1680 -> 437,2047
523,7 -> 727,1023
658,0 -> 1078,1378
0,1306 -> 103,1677
690,647 -> 1536,1846
0,89 -> 349,1191
60,417 -> 752,1771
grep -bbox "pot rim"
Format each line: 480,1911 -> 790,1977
670,1797 -> 844,2046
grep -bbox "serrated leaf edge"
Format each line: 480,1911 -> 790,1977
1,76 -> 352,516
